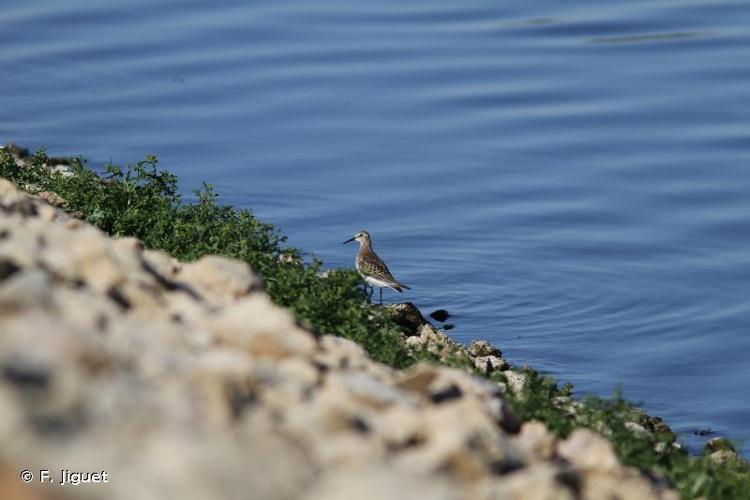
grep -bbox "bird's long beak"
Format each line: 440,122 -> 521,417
342,237 -> 355,244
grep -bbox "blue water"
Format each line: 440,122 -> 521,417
3,0 -> 749,455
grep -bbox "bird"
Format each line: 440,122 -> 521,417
343,230 -> 410,305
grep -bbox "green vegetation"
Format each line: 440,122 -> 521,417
0,147 -> 412,368
2,146 -> 748,499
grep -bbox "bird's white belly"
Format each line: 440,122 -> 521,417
363,275 -> 396,290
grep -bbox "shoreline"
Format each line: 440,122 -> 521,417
1,143 -> 748,499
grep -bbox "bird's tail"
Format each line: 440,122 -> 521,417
399,283 -> 411,291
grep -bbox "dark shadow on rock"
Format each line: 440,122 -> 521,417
386,302 -> 428,336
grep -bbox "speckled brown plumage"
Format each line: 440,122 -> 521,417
344,231 -> 410,302
356,245 -> 408,291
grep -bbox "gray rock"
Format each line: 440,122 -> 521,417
179,254 -> 264,300
468,340 -> 502,358
386,302 -> 428,336
705,437 -> 736,453
708,449 -> 738,465
472,355 -> 509,374
558,429 -> 620,474
501,370 -> 527,395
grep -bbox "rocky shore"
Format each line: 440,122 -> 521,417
1,144 -> 747,499
0,158 -> 687,500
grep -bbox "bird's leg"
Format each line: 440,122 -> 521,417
379,288 -> 383,305
368,286 -> 373,302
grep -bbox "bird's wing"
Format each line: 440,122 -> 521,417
358,251 -> 407,289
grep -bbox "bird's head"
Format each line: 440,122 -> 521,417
343,230 -> 370,245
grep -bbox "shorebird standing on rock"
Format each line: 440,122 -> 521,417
343,230 -> 411,305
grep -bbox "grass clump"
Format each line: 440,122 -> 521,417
0,147 -> 412,368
